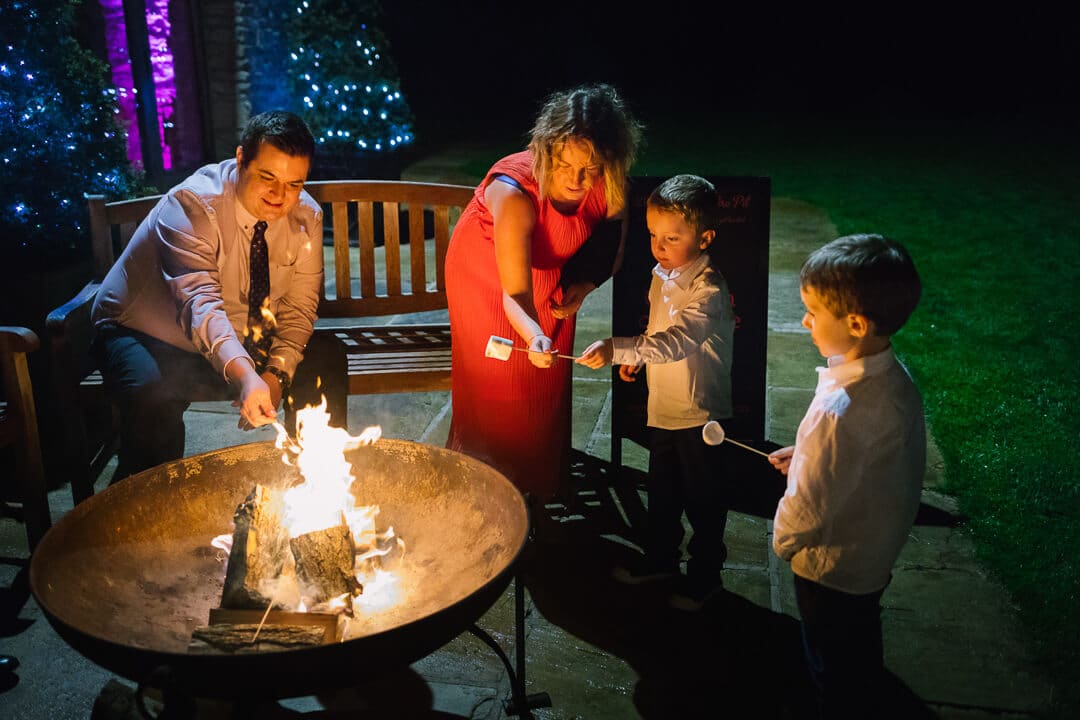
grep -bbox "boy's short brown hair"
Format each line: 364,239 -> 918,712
800,234 -> 922,336
647,174 -> 720,236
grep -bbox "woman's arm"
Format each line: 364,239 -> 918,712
485,179 -> 554,368
552,188 -> 629,320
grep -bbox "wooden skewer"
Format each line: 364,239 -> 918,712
509,346 -> 577,360
703,420 -> 772,458
251,595 -> 277,644
724,437 -> 772,458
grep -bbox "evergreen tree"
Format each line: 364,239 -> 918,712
286,0 -> 414,174
0,0 -> 141,268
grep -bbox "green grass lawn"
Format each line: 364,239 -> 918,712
460,109 -> 1080,712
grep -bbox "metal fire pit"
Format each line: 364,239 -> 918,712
29,439 -> 531,704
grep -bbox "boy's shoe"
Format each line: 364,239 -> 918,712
668,573 -> 724,611
612,556 -> 680,585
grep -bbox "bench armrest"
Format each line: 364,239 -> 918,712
46,280 -> 101,335
0,326 -> 40,354
46,280 -> 101,394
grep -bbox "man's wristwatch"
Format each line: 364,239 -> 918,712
264,366 -> 291,399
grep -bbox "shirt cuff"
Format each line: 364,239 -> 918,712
268,344 -> 302,377
611,336 -> 638,366
214,337 -> 251,379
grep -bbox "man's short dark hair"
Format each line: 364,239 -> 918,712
646,174 -> 720,235
800,234 -> 922,336
239,111 -> 316,168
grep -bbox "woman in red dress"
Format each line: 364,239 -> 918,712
445,83 -> 643,504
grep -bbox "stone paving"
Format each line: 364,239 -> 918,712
0,152 -> 1062,719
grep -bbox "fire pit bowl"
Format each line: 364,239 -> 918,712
29,439 -> 529,700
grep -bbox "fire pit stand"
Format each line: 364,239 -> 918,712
467,566 -> 553,717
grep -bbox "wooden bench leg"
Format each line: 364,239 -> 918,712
13,434 -> 50,551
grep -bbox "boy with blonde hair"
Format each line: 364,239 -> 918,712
768,233 -> 924,718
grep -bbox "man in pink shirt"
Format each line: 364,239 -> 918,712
92,111 -> 344,482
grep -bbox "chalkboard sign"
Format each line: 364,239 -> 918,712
610,176 -> 771,470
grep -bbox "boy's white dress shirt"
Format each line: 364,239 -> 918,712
611,252 -> 734,429
773,347 -> 926,595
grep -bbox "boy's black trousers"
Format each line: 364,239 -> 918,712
645,425 -> 730,580
794,574 -> 887,719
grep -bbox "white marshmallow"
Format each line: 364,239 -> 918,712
485,335 -> 515,361
702,420 -> 726,446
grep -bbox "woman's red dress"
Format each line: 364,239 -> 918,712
445,151 -> 608,501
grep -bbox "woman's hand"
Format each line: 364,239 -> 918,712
617,363 -> 642,382
768,446 -> 795,475
527,334 -> 556,368
576,339 -> 613,369
551,281 -> 596,319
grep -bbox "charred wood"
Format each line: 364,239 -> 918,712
220,485 -> 294,609
188,624 -> 327,654
290,521 -> 363,605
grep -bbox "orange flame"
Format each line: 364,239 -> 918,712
269,397 -> 403,615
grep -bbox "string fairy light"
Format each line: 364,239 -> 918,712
1,0 -> 139,262
285,2 -> 414,156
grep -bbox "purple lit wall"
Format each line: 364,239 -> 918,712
146,0 -> 175,170
100,0 -> 142,168
100,0 -> 178,171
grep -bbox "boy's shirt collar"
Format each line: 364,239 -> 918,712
818,346 -> 897,387
652,253 -> 710,289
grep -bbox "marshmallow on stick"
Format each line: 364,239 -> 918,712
485,335 -> 576,361
702,420 -> 771,458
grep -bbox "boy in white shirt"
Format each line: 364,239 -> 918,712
768,234 -> 924,719
578,174 -> 734,611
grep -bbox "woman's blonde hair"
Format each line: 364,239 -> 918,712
527,83 -> 643,215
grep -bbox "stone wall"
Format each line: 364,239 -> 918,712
191,0 -> 291,161
196,0 -> 238,159
235,0 -> 291,124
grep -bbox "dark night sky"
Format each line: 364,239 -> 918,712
380,3 -> 1077,146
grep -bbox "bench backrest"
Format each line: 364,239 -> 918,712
85,179 -> 477,319
86,194 -> 164,278
304,180 -> 474,319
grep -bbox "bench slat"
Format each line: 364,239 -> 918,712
383,201 -> 401,296
409,205 -> 427,293
357,201 -> 376,298
332,201 -> 351,301
434,206 -> 451,292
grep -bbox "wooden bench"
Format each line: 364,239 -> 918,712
0,325 -> 50,551
47,180 -> 475,503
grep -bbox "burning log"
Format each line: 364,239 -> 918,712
189,624 -> 326,654
221,485 -> 293,609
290,521 -> 363,605
189,608 -> 343,654
220,485 -> 363,611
